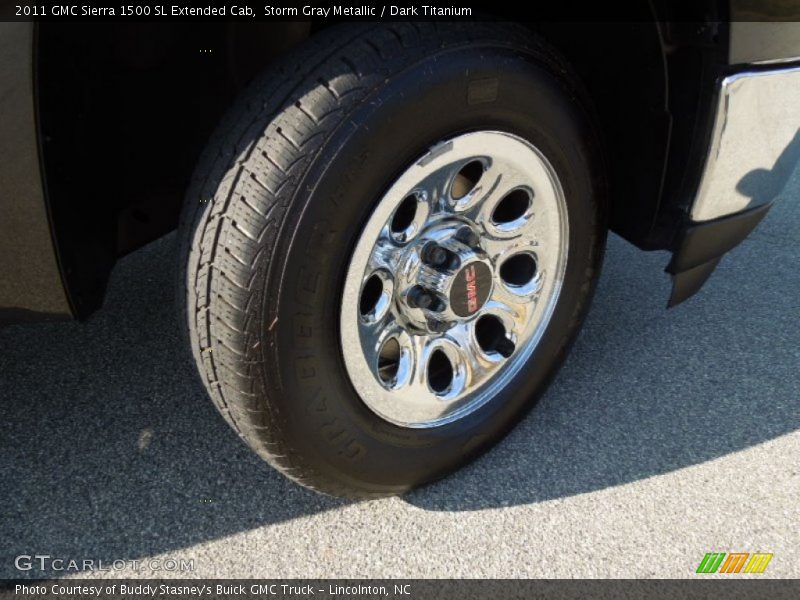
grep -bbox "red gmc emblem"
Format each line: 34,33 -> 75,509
465,265 -> 478,313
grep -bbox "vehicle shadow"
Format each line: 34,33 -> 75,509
407,135 -> 800,512
736,130 -> 800,207
1,142 -> 798,580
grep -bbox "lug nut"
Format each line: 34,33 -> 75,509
455,226 -> 480,248
421,242 -> 460,271
421,243 -> 450,268
408,286 -> 444,312
416,295 -> 432,309
428,319 -> 451,333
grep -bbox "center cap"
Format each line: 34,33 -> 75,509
449,261 -> 492,317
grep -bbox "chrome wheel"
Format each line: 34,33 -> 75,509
341,131 -> 568,428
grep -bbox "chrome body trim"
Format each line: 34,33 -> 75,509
691,66 -> 800,222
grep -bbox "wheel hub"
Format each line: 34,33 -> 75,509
395,222 -> 494,333
450,261 -> 492,318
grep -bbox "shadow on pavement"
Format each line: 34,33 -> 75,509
1,149 -> 798,578
408,143 -> 800,511
0,237 -> 346,578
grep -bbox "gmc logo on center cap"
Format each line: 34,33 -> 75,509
465,265 -> 478,313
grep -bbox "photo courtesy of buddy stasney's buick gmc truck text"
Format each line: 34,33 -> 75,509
1,6 -> 798,498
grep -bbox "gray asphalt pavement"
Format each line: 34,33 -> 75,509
1,170 -> 798,579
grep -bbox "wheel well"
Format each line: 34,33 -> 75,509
535,22 -> 671,246
36,22 -> 311,315
36,18 -> 721,316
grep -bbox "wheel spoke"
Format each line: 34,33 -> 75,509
446,323 -> 494,383
358,311 -> 395,375
469,162 -> 532,228
367,230 -> 401,272
403,333 -> 432,395
481,235 -> 533,264
484,283 -> 538,338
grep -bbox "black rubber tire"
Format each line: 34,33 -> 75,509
178,22 -> 607,498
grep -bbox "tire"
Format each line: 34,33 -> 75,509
178,22 -> 606,498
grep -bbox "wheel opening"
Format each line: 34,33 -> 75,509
500,253 -> 537,287
391,194 -> 418,233
377,338 -> 401,385
451,160 -> 484,199
492,189 -> 531,224
476,315 -> 515,358
476,315 -> 505,352
428,349 -> 453,394
359,274 -> 384,316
